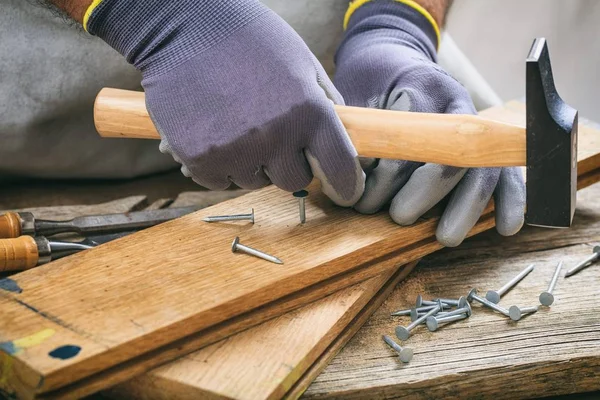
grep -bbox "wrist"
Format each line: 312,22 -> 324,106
340,0 -> 439,61
85,0 -> 267,76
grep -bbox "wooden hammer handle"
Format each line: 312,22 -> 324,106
94,88 -> 526,168
0,236 -> 39,272
0,212 -> 23,239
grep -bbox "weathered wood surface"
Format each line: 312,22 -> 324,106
303,183 -> 600,400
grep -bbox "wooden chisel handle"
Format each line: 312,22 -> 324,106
94,88 -> 526,168
0,212 -> 23,238
0,236 -> 39,272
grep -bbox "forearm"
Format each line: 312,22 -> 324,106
412,0 -> 453,28
46,0 -> 90,23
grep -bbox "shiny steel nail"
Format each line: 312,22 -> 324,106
509,305 -> 539,321
382,335 -> 413,363
486,264 -> 535,304
293,190 -> 308,224
396,300 -> 443,341
426,313 -> 469,332
204,209 -> 254,223
467,289 -> 510,317
539,261 -> 562,306
232,237 -> 283,264
565,246 -> 600,277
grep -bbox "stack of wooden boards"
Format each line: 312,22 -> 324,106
0,101 -> 599,400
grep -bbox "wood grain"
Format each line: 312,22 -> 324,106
95,88 -> 526,167
303,183 -> 600,400
0,102 -> 598,400
106,261 -> 418,400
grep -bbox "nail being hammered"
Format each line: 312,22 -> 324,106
293,190 -> 308,224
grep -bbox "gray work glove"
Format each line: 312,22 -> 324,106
87,0 -> 365,206
334,1 -> 525,246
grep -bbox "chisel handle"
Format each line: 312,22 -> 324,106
94,88 -> 526,168
0,212 -> 23,239
0,236 -> 39,272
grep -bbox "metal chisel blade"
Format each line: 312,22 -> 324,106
35,206 -> 199,236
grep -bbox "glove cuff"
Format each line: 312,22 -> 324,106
342,0 -> 439,57
85,0 -> 267,77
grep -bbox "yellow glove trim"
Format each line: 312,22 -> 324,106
343,0 -> 441,50
83,0 -> 105,32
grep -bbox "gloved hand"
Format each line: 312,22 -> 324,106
86,0 -> 365,206
335,1 -> 525,246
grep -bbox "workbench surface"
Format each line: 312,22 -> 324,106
2,171 -> 599,400
303,182 -> 600,400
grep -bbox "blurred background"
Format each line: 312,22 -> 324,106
447,0 -> 599,118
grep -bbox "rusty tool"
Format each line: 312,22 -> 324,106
92,38 -> 577,229
0,232 -> 131,272
0,206 -> 198,239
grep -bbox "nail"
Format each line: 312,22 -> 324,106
426,313 -> 469,332
539,261 -> 563,306
410,302 -> 453,321
231,237 -> 283,264
204,209 -> 254,223
432,297 -> 462,306
396,300 -> 443,341
416,294 -> 458,308
485,264 -> 535,304
565,246 -> 600,277
392,304 -> 438,317
467,289 -> 510,317
293,190 -> 308,224
509,305 -> 539,321
438,302 -> 472,319
382,335 -> 413,363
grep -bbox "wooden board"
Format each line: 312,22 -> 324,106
105,261 -> 418,400
0,102 -> 598,400
303,182 -> 600,399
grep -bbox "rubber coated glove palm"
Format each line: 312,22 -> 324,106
335,2 -> 525,246
87,0 -> 365,206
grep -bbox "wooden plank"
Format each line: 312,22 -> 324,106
105,261 -> 418,400
303,183 -> 600,400
0,102 -> 598,400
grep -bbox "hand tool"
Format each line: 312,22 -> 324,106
565,246 -> 600,277
92,38 -> 577,229
486,264 -> 535,304
539,261 -> 563,306
0,232 -> 131,272
0,206 -> 198,238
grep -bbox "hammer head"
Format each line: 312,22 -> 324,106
526,38 -> 578,228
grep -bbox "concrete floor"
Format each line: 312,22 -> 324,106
447,0 -> 600,119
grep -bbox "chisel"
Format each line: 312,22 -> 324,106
0,206 -> 199,238
0,232 -> 133,272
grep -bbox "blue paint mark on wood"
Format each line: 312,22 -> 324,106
48,345 -> 81,360
0,279 -> 22,294
0,341 -> 17,355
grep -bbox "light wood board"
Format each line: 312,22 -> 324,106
303,182 -> 600,400
105,261 -> 418,400
0,102 -> 598,400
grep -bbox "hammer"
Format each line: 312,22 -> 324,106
93,38 -> 578,228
